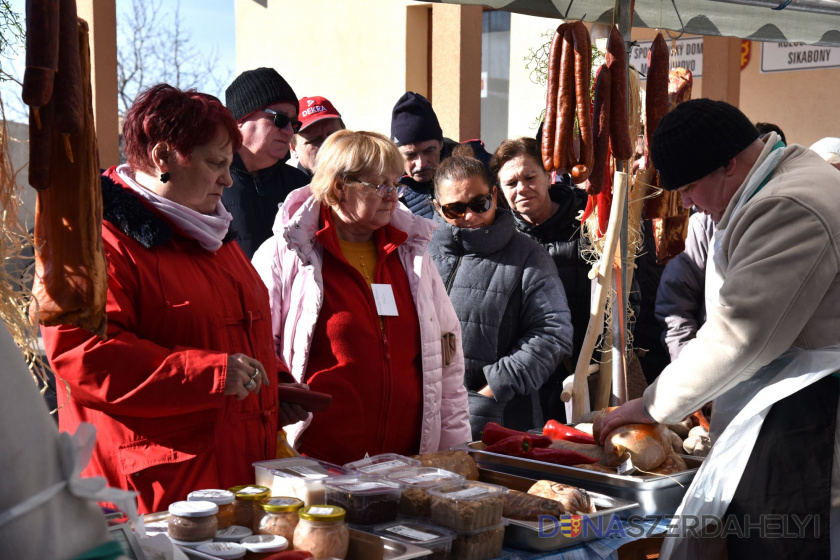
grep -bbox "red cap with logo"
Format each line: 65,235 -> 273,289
298,96 -> 342,132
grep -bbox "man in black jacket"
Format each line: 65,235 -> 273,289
224,68 -> 309,259
390,92 -> 444,220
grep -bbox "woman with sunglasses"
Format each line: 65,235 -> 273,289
491,137 -> 592,422
428,146 -> 573,440
252,130 -> 471,465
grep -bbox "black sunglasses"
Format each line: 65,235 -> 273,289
437,192 -> 494,220
263,109 -> 302,133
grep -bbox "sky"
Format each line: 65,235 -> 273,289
1,0 -> 237,122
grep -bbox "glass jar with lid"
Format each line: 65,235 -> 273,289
188,489 -> 237,529
257,497 -> 304,543
167,500 -> 218,542
292,505 -> 349,559
228,485 -> 271,531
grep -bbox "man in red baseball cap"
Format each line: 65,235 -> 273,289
288,96 -> 345,177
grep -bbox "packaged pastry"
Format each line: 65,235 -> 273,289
344,453 -> 420,476
372,520 -> 455,560
168,500 -> 218,542
386,467 -> 465,518
253,457 -> 357,505
427,481 -> 507,532
323,475 -> 402,526
293,505 -> 349,559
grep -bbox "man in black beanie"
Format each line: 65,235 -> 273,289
390,92 -> 444,220
224,67 -> 309,259
599,99 -> 840,557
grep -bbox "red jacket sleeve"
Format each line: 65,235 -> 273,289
41,234 -> 228,418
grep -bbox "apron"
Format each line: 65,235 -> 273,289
660,140 -> 840,559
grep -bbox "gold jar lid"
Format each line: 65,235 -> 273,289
227,485 -> 271,501
260,497 -> 304,513
298,505 -> 346,522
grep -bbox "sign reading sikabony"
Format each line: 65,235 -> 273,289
630,37 -> 703,80
760,42 -> 840,73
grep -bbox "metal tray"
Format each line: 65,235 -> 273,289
455,442 -> 701,517
479,469 -> 639,552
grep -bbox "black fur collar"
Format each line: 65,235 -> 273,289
102,173 -> 236,248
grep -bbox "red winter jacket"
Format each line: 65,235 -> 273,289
41,168 -> 292,514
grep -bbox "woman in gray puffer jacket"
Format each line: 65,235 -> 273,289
428,148 -> 574,440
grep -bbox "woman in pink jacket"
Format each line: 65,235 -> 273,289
252,130 -> 471,465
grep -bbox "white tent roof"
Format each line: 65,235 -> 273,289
430,0 -> 840,46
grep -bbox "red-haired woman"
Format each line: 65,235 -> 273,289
41,84 -> 308,514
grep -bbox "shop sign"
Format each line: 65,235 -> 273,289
630,37 -> 703,80
760,41 -> 840,73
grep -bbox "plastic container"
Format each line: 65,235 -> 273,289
240,534 -> 289,559
323,475 -> 403,526
427,481 -> 507,532
343,453 -> 421,476
372,520 -> 456,560
196,542 -> 247,559
257,497 -> 304,543
228,485 -> 272,531
253,457 -> 358,505
215,525 -> 253,542
386,467 -> 466,518
189,489 -> 237,529
450,523 -> 505,560
293,505 -> 349,559
168,500 -> 219,542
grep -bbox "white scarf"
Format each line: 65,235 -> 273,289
116,164 -> 232,252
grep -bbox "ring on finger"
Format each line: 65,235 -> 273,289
249,368 -> 259,380
245,379 -> 256,391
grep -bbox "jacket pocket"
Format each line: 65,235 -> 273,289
441,332 -> 456,367
467,392 -> 506,441
118,424 -> 215,478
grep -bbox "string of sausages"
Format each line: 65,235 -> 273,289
542,22 -> 632,197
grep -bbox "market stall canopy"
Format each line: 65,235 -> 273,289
425,0 -> 840,46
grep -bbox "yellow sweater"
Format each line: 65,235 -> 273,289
338,238 -> 383,329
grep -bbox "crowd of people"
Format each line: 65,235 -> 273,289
28,64 -> 840,557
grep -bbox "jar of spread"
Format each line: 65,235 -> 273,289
228,485 -> 272,530
257,497 -> 304,543
188,489 -> 237,529
167,500 -> 219,542
240,534 -> 289,559
215,525 -> 253,542
293,505 -> 349,559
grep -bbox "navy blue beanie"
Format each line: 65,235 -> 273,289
390,92 -> 443,147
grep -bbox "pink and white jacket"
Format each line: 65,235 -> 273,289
251,186 -> 472,453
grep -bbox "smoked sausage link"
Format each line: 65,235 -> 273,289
587,64 -> 611,196
569,21 -> 593,183
606,25 -> 633,160
554,25 -> 576,171
22,0 -> 60,108
542,24 -> 567,171
54,0 -> 84,137
645,33 -> 670,152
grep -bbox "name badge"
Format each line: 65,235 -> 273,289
371,284 -> 399,316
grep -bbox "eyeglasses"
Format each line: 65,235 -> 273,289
262,109 -> 302,133
347,178 -> 408,199
436,192 -> 494,219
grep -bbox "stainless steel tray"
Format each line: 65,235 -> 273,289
455,442 -> 701,517
479,469 -> 639,552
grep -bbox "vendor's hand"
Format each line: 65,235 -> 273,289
598,398 -> 654,445
225,354 -> 269,400
279,382 -> 311,426
478,385 -> 494,398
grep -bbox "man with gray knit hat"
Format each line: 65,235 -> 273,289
599,99 -> 840,557
224,67 -> 309,259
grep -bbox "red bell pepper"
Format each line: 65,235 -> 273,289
483,435 -> 534,457
481,422 -> 552,448
529,447 -> 599,466
543,419 -> 596,445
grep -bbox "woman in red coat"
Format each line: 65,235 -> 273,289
41,84 -> 307,514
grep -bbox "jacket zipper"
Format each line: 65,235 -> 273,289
445,237 -> 463,294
